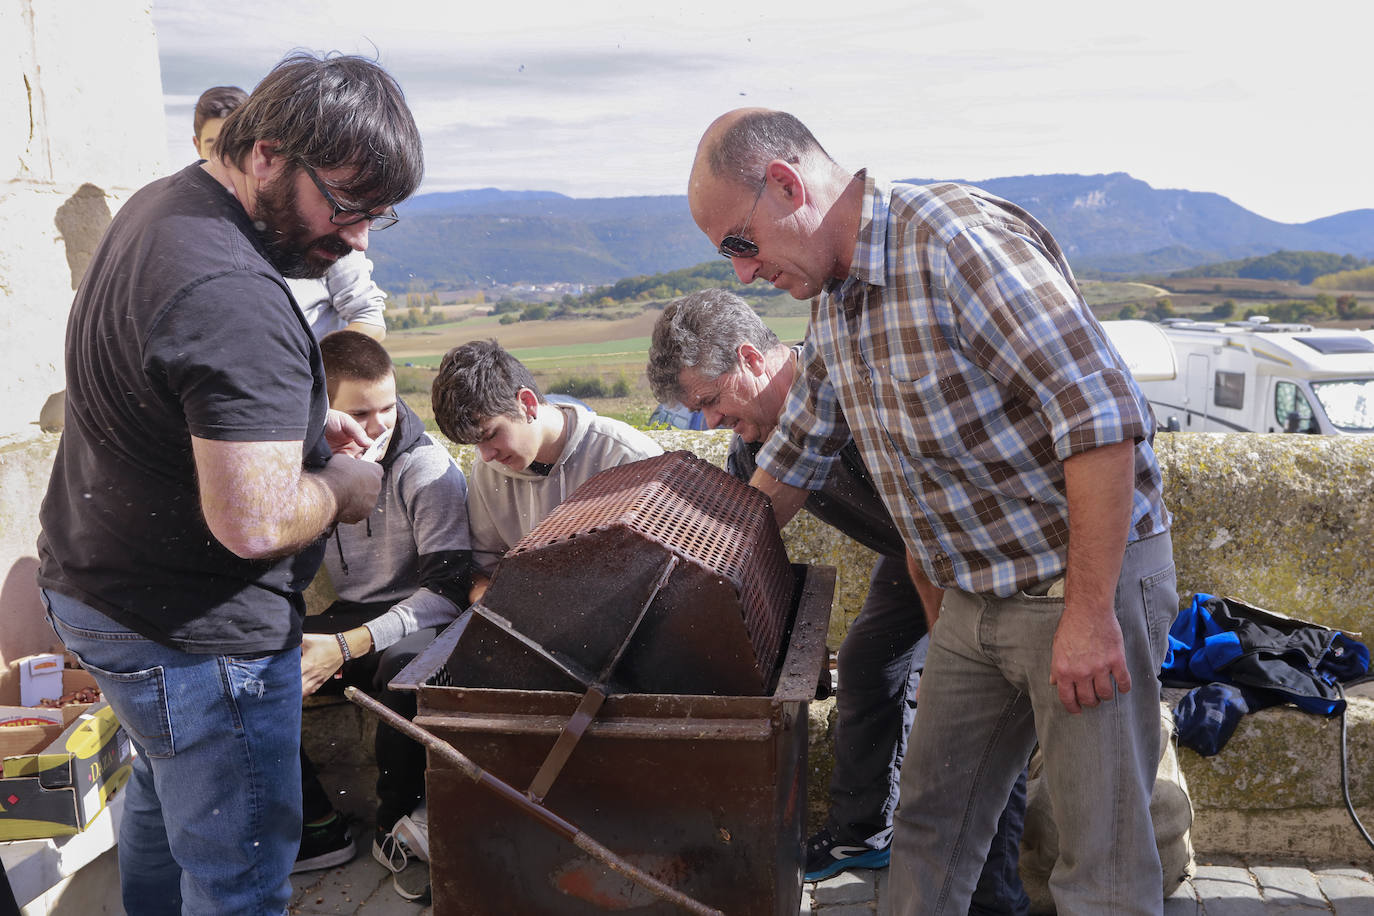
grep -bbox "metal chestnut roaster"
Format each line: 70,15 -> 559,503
389,450 -> 835,915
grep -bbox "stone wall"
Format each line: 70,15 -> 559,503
439,430 -> 1374,648
636,430 -> 1374,862
0,0 -> 166,701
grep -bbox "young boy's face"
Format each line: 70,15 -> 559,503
331,374 -> 398,441
474,410 -> 541,472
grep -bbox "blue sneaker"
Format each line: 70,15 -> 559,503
803,828 -> 891,882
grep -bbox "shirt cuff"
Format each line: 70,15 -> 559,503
756,433 -> 837,492
1046,368 -> 1153,460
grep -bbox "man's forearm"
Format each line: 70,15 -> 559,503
345,320 -> 385,340
216,464 -> 343,560
1051,439 -> 1138,713
193,437 -> 378,560
1061,441 -> 1135,612
748,467 -> 810,529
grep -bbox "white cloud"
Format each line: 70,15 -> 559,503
153,0 -> 1374,223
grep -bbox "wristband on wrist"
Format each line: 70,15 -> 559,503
335,632 -> 352,663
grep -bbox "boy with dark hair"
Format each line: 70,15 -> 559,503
296,331 -> 472,903
192,85 -> 248,160
431,338 -> 662,600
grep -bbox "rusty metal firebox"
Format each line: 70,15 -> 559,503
393,451 -> 835,915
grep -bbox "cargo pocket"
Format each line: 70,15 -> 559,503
1139,562 -> 1178,670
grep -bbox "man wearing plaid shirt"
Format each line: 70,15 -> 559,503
688,108 -> 1177,915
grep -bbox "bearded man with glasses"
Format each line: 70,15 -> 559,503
37,53 -> 423,916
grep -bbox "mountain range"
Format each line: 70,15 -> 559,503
367,172 -> 1374,291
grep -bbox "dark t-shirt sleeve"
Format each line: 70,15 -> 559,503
146,271 -> 317,442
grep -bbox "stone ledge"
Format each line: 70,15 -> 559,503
1170,688 -> 1374,864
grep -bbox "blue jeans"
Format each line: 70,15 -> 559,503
890,532 -> 1176,915
43,589 -> 302,916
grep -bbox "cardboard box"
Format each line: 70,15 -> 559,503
0,700 -> 133,841
0,668 -> 100,761
18,654 -> 65,708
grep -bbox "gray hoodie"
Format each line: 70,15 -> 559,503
325,397 -> 472,650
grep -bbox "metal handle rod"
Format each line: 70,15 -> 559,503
343,686 -> 726,916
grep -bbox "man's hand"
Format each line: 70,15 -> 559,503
905,550 -> 943,631
301,633 -> 345,696
321,456 -> 383,524
325,409 -> 372,457
469,572 -> 491,605
1050,604 -> 1131,714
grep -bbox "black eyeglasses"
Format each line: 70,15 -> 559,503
302,164 -> 400,231
717,176 -> 767,259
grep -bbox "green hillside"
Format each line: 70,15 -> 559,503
1170,250 -> 1369,284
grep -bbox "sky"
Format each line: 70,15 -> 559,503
151,0 -> 1374,226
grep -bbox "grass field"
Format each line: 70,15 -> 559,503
385,307 -> 810,427
383,276 -> 1361,429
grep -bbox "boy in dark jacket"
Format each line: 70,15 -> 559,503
296,331 -> 472,904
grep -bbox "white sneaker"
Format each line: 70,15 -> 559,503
391,802 -> 429,863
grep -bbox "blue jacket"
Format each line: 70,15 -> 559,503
1162,593 -> 1369,755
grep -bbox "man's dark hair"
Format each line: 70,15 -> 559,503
319,329 -> 394,400
647,289 -> 780,404
194,86 -> 248,136
213,52 -> 423,207
706,110 -> 831,189
431,339 -> 545,444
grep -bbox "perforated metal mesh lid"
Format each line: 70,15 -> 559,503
508,450 -> 795,685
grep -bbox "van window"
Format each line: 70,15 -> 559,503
1275,381 -> 1318,433
1214,371 -> 1245,409
1311,379 -> 1374,433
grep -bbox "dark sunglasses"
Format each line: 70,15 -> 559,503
717,176 -> 767,259
302,164 -> 400,231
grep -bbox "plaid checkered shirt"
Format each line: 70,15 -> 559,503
756,174 -> 1170,597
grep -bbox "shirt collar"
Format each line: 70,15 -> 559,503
848,171 -> 890,289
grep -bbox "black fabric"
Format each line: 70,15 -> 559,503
0,856 -> 19,916
727,436 -> 906,558
1172,682 -> 1262,757
37,163 -> 330,654
416,548 -> 473,609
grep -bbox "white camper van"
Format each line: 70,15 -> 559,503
1100,317 -> 1374,436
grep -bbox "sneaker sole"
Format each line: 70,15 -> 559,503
292,841 -> 357,874
392,861 -> 431,903
804,846 -> 891,882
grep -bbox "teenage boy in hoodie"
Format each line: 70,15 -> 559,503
431,338 -> 662,601
296,330 -> 472,903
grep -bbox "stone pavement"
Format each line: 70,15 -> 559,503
800,857 -> 1374,915
290,846 -> 1374,915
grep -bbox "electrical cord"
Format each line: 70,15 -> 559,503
1338,682 -> 1374,852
